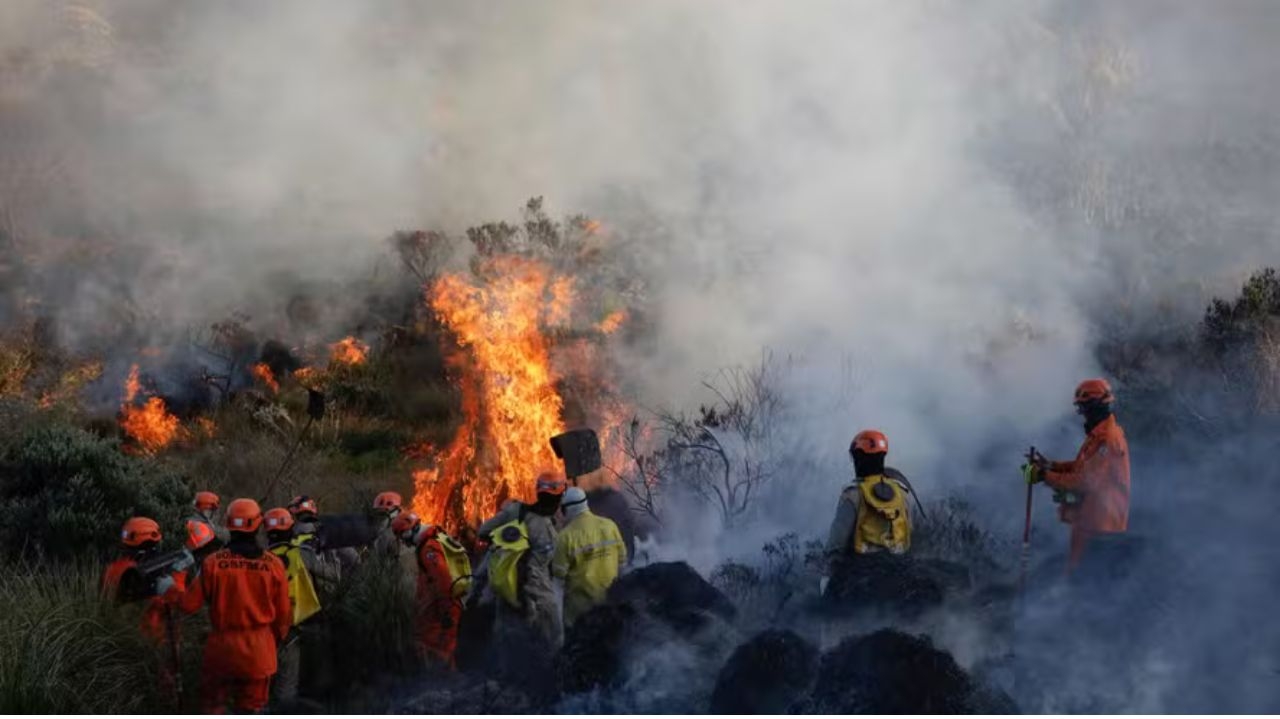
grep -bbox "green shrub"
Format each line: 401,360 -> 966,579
0,560 -> 203,713
0,423 -> 189,561
328,555 -> 421,680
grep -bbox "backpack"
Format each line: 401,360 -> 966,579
487,515 -> 531,609
419,526 -> 474,600
270,540 -> 322,625
852,475 -> 912,554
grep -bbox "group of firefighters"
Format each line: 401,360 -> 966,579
101,429 -> 630,713
101,379 -> 1129,713
822,377 -> 1131,581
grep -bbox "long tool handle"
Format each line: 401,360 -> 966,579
1018,480 -> 1034,594
165,604 -> 184,709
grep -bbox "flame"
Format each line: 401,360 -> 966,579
411,257 -> 569,528
330,337 -> 369,366
251,362 -> 279,393
596,310 -> 628,335
120,364 -> 180,455
196,417 -> 217,438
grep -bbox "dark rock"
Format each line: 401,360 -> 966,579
806,629 -> 1017,714
606,561 -> 737,629
823,553 -> 971,618
556,603 -> 640,695
556,562 -> 737,696
710,629 -> 817,714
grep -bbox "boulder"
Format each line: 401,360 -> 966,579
805,629 -> 1017,714
709,629 -> 817,714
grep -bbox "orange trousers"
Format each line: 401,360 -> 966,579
201,674 -> 271,714
419,603 -> 462,668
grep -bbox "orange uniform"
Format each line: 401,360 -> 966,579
413,530 -> 462,667
101,558 -> 187,643
1044,414 -> 1131,569
181,545 -> 291,713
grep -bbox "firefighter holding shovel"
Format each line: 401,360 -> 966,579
1024,379 -> 1131,576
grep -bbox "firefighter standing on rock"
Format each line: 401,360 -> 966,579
1026,378 -> 1132,575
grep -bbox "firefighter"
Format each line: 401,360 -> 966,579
185,491 -> 229,548
551,428 -> 643,558
183,518 -> 221,582
552,487 -> 626,627
391,511 -> 471,668
288,495 -> 357,592
1027,378 -> 1131,574
478,473 -> 565,649
371,491 -> 404,555
821,430 -> 918,596
102,517 -> 191,706
264,507 -> 325,709
101,517 -> 188,639
180,498 -> 291,714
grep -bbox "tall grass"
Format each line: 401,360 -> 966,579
0,560 -> 195,713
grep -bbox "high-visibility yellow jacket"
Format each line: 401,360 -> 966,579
552,509 -> 627,626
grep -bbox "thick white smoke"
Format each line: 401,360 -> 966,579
4,2 -> 1278,710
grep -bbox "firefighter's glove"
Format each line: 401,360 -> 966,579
171,549 -> 196,574
1021,463 -> 1043,485
154,575 -> 176,597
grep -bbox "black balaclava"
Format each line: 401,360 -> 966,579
851,448 -> 886,478
131,540 -> 161,561
530,492 -> 563,517
266,530 -> 292,547
1077,400 -> 1113,433
227,530 -> 264,558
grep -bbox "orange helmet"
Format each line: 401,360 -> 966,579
535,472 -> 567,496
194,491 -> 220,512
373,491 -> 403,513
226,498 -> 263,532
288,495 -> 319,518
121,517 -> 162,548
185,519 -> 217,551
850,429 -> 889,456
390,512 -> 420,538
264,507 -> 295,532
1074,378 -> 1114,405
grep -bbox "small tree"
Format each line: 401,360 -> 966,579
656,353 -> 785,526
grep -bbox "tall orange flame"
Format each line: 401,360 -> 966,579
411,257 -> 569,528
120,364 -> 180,455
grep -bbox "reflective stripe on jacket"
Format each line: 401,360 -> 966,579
1045,414 -> 1130,535
552,510 -> 627,626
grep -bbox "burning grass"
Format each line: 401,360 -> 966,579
119,365 -> 181,455
330,336 -> 369,366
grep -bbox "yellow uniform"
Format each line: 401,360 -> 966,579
552,509 -> 627,626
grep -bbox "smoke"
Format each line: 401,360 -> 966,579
4,0 -> 1279,711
